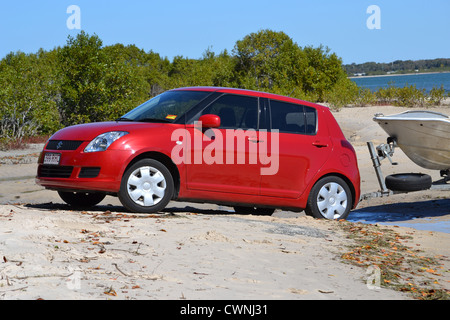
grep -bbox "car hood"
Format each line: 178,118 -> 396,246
49,121 -> 170,141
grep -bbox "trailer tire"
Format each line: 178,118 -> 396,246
385,173 -> 432,192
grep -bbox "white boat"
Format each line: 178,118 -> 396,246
373,110 -> 450,171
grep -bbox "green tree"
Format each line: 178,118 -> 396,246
58,31 -> 107,125
1,28 -> 380,146
57,31 -> 146,126
302,45 -> 349,102
0,51 -> 60,144
198,48 -> 236,88
233,29 -> 306,94
103,44 -> 171,98
232,29 -> 353,104
167,48 -> 236,89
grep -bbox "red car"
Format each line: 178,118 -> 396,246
36,87 -> 360,220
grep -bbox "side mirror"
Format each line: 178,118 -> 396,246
198,114 -> 221,128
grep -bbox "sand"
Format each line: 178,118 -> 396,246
0,105 -> 449,300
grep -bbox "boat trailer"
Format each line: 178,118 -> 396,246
361,140 -> 450,201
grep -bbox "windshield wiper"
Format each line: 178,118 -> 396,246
137,118 -> 172,123
115,117 -> 134,122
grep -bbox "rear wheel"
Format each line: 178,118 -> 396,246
58,191 -> 106,208
305,176 -> 352,220
233,206 -> 275,215
118,159 -> 174,213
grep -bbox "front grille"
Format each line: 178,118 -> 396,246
79,167 -> 101,178
38,165 -> 74,178
46,140 -> 84,151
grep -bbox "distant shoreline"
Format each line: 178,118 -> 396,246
348,71 -> 450,79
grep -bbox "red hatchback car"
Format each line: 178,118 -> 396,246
36,87 -> 360,220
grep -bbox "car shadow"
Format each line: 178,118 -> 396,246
25,199 -> 449,229
163,205 -> 234,215
349,198 -> 450,224
24,202 -> 235,216
25,202 -> 124,213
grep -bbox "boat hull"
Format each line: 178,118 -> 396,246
374,111 -> 450,171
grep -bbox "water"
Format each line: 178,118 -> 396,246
349,199 -> 450,234
350,72 -> 450,93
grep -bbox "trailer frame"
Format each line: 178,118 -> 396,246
361,141 -> 450,201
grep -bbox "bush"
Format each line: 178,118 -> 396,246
0,51 -> 60,143
324,77 -> 359,111
375,82 -> 398,105
353,87 -> 376,107
428,85 -> 446,106
57,32 -> 149,126
373,82 -> 446,108
395,84 -> 426,107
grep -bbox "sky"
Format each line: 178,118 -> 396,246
0,0 -> 449,64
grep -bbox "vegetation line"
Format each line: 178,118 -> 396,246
345,58 -> 450,77
1,29 -> 449,150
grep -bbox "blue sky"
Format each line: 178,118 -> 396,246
0,0 -> 449,64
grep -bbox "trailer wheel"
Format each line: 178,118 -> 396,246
385,173 -> 432,192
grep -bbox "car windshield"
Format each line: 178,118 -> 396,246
120,90 -> 210,123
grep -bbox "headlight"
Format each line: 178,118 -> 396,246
84,131 -> 128,153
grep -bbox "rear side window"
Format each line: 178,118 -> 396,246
269,100 -> 317,135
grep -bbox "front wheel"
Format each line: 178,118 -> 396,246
118,159 -> 174,213
305,176 -> 352,220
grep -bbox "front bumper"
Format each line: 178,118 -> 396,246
36,142 -> 133,193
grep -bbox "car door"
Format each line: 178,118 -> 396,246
260,99 -> 332,199
185,94 -> 263,195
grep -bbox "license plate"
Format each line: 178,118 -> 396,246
43,153 -> 61,165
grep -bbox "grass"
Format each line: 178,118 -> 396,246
0,135 -> 49,151
337,220 -> 449,300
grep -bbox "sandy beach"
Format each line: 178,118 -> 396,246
0,105 -> 449,300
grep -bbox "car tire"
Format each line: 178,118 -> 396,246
58,191 -> 106,208
305,176 -> 352,220
118,159 -> 174,213
385,173 -> 432,192
233,206 -> 275,215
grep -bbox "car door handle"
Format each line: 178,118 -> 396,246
248,137 -> 264,143
312,141 -> 329,148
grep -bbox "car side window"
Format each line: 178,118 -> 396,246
199,94 -> 259,129
269,100 -> 317,135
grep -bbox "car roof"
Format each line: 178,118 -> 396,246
170,86 -> 328,110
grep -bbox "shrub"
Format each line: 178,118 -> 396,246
0,51 -> 60,143
375,82 -> 398,105
372,82 -> 446,108
395,84 -> 426,107
353,87 -> 376,107
324,77 -> 359,111
427,85 -> 446,106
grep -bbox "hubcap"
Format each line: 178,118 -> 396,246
127,166 -> 166,207
316,182 -> 348,219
